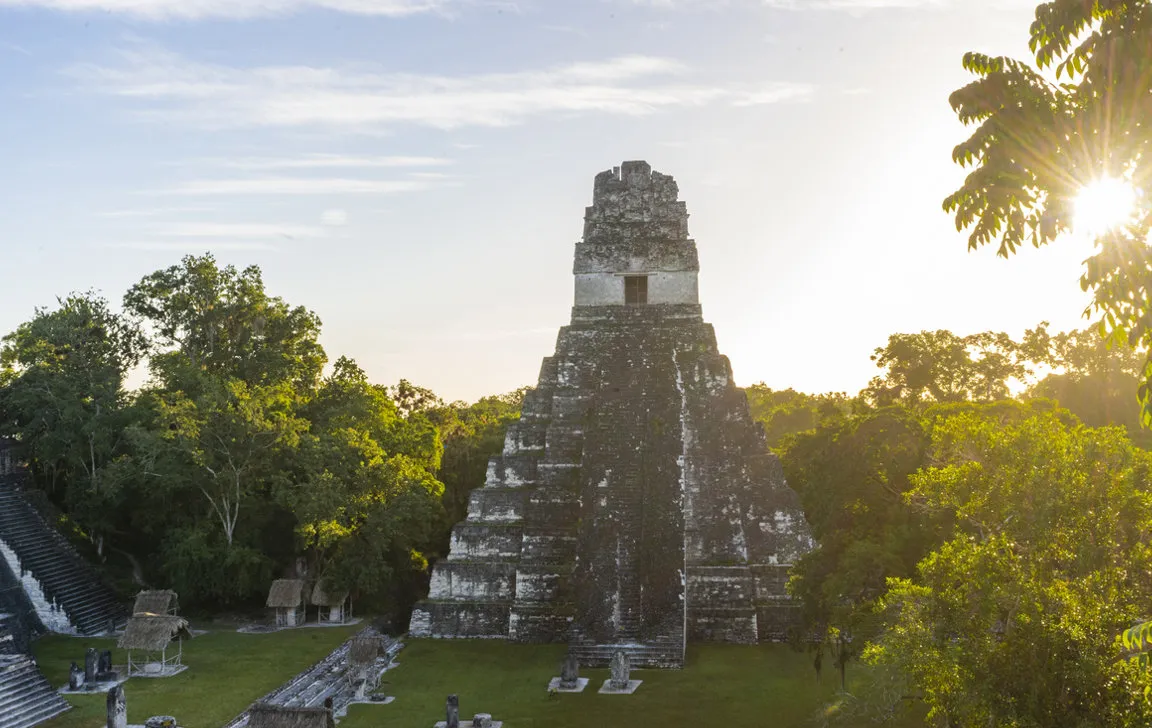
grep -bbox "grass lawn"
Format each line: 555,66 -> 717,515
342,639 -> 922,728
30,630 -> 922,728
32,624 -> 361,728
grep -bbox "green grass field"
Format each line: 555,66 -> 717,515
32,625 -> 361,728
33,629 -> 918,728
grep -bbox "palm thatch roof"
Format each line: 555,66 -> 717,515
309,580 -> 348,607
246,703 -> 334,728
348,633 -> 380,666
266,579 -> 306,608
117,615 -> 191,651
133,589 -> 178,616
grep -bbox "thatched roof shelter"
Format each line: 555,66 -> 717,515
246,703 -> 334,728
310,580 -> 348,607
133,589 -> 178,616
348,633 -> 380,666
117,615 -> 191,651
266,579 -> 305,609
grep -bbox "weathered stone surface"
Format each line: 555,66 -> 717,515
106,684 -> 126,728
608,651 -> 630,690
446,695 -> 459,728
559,653 -> 579,688
410,162 -> 815,665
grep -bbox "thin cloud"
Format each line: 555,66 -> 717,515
541,24 -> 588,36
221,155 -> 453,169
0,41 -> 32,56
102,241 -> 278,251
150,222 -> 329,237
762,0 -> 946,8
67,48 -> 815,132
732,85 -> 817,106
625,0 -> 997,8
0,0 -> 453,20
160,178 -> 435,195
321,209 -> 348,226
99,205 -> 212,217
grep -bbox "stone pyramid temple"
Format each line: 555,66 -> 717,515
410,161 -> 814,667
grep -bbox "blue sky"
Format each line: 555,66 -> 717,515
0,0 -> 1098,402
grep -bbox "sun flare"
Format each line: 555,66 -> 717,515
1074,177 -> 1138,238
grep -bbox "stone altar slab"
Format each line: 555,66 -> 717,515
547,677 -> 589,693
59,674 -> 129,695
597,679 -> 642,694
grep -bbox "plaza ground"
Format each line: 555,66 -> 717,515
33,628 -> 919,728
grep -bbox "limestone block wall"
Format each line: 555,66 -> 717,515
573,271 -> 699,306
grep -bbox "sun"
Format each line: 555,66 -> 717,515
1073,177 -> 1138,238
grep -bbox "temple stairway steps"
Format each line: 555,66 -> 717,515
0,481 -> 126,635
223,630 -> 402,728
567,637 -> 684,669
0,615 -> 70,728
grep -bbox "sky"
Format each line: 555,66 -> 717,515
0,0 -> 1103,403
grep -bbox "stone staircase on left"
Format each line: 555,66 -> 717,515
0,475 -> 126,636
0,613 -> 70,728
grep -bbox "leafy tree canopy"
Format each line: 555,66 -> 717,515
781,400 -> 1067,644
861,411 -> 1152,727
944,0 -> 1152,418
124,253 -> 326,389
742,385 -> 858,450
0,292 -> 147,553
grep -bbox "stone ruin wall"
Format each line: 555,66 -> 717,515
410,161 -> 815,665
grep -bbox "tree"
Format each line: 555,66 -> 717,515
284,357 -> 445,614
0,292 -> 147,555
944,0 -> 1152,417
426,389 -> 528,552
862,412 -> 1152,727
124,254 -> 325,389
781,406 -> 937,643
782,400 -> 1067,646
742,385 -> 856,450
864,330 -> 1032,406
1026,322 -> 1150,444
135,373 -> 306,549
389,379 -> 444,419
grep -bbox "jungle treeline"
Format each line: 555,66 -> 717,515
0,254 -> 523,624
5,254 -> 1152,725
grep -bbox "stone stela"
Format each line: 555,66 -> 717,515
107,684 -> 127,728
65,647 -> 123,694
434,695 -> 503,728
598,650 -> 642,695
410,161 -> 815,669
547,653 -> 589,693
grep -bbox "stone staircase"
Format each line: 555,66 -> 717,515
568,636 -> 684,669
223,630 -> 402,728
0,480 -> 126,636
0,614 -> 70,728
